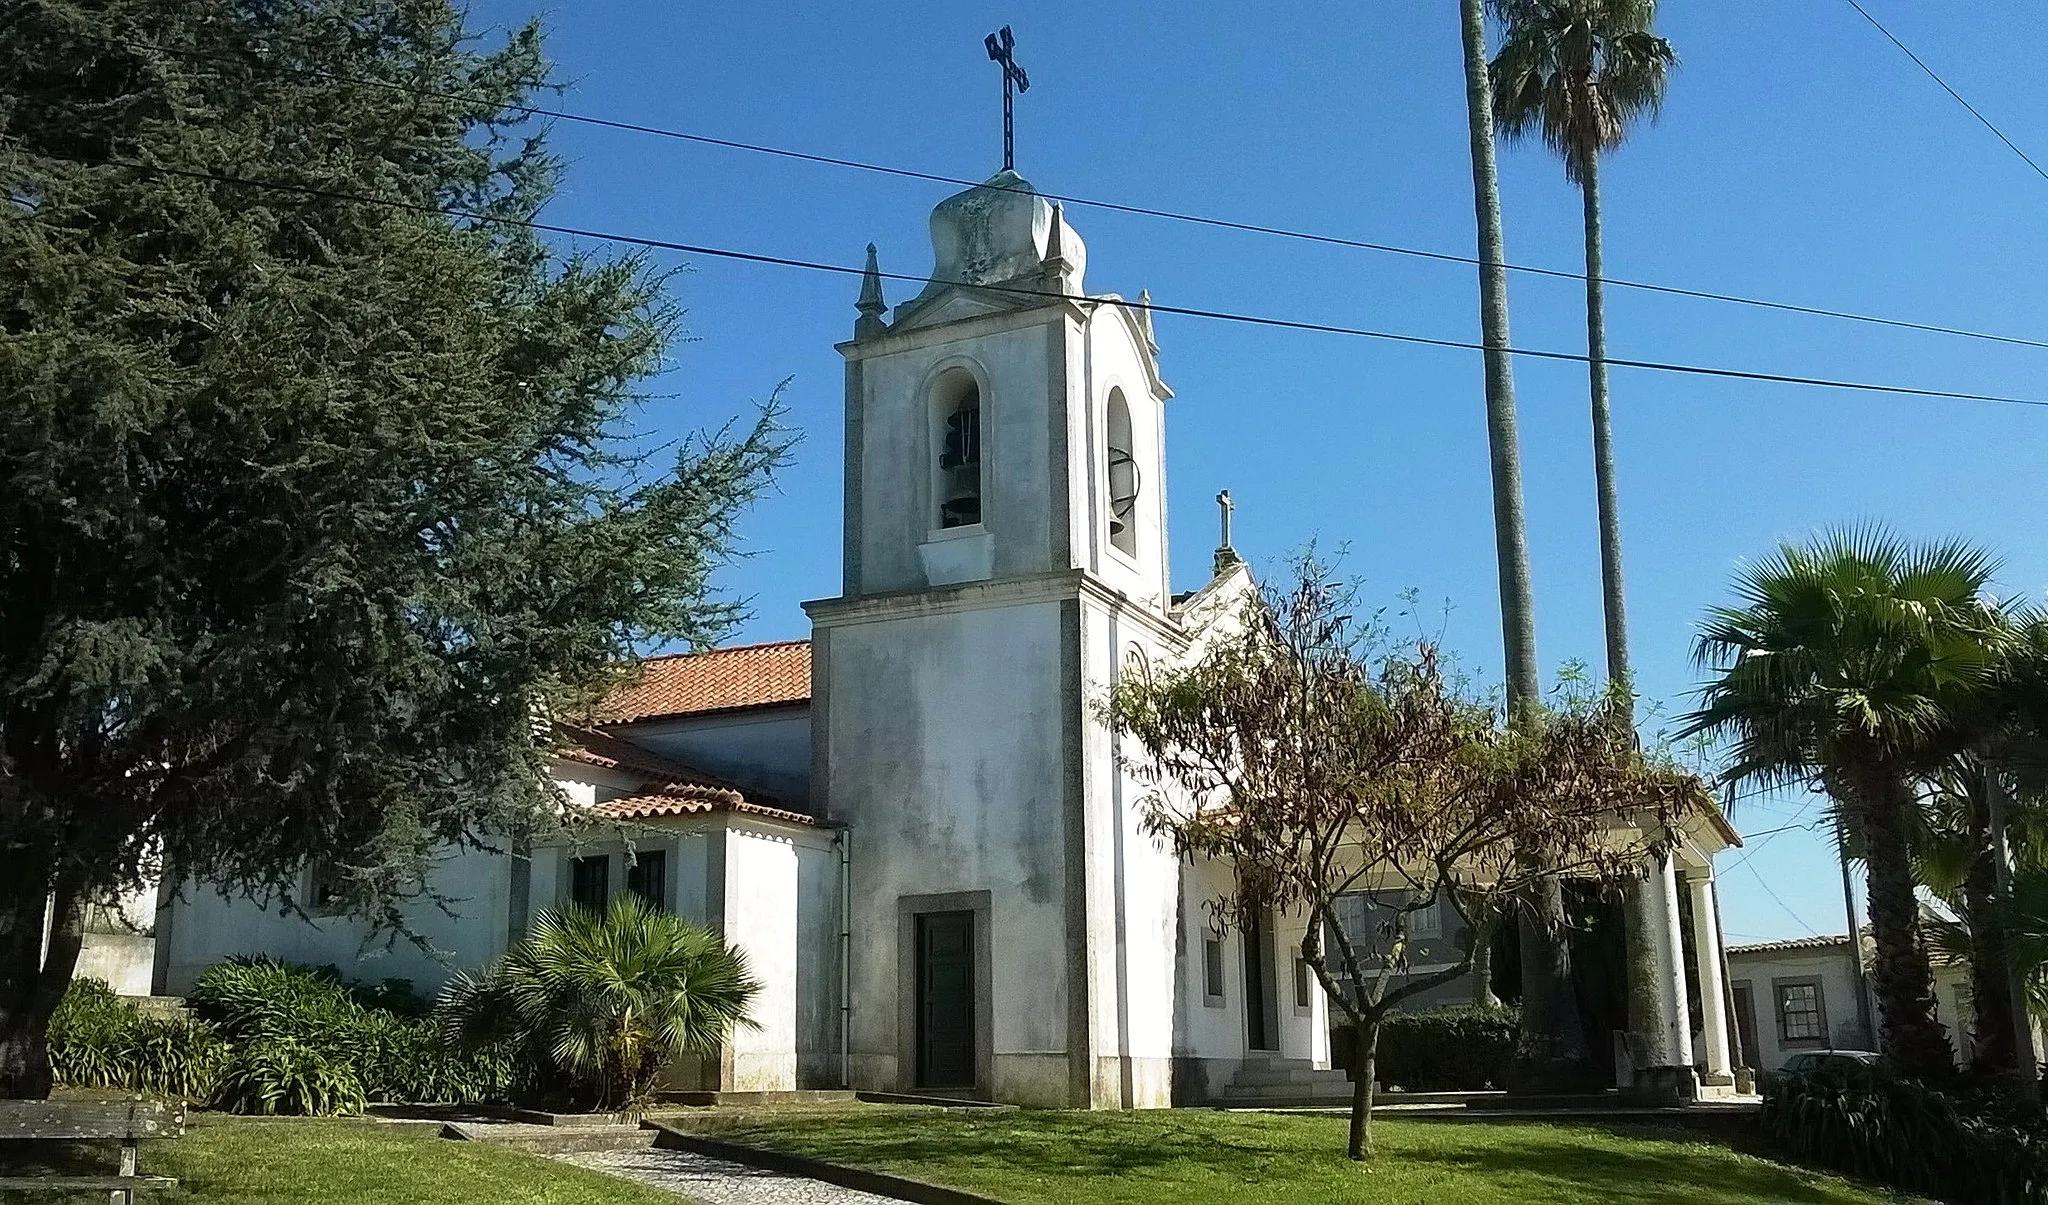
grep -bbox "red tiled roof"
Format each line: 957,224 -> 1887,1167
595,640 -> 811,724
1727,934 -> 1851,955
551,725 -> 812,827
590,783 -> 815,827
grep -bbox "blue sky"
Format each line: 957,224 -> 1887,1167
466,0 -> 2048,945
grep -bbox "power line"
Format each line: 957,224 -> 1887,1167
66,28 -> 2048,355
1843,0 -> 2048,183
67,155 -> 2048,411
1745,858 -> 1821,936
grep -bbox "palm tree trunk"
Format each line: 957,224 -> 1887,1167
1579,152 -> 1628,695
1456,0 -> 1539,710
1855,768 -> 1958,1080
1458,0 -> 1579,1088
1962,767 -> 2019,1073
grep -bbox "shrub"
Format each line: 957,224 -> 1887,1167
190,957 -> 515,1108
1370,1004 -> 1518,1092
439,897 -> 758,1112
49,978 -> 223,1100
211,1038 -> 367,1116
1763,1068 -> 2048,1204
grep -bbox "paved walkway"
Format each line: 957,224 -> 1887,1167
556,1146 -> 910,1205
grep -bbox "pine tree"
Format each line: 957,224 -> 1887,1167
0,0 -> 789,1097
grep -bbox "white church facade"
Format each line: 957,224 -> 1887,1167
145,169 -> 1738,1107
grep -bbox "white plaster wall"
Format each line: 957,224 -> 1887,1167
1080,596 -> 1191,1107
720,822 -> 801,1091
1275,905 -> 1332,1068
1727,946 -> 1870,1074
794,832 -> 847,1088
1071,305 -> 1171,610
613,706 -> 812,809
75,934 -> 155,996
1175,856 -> 1250,1061
815,596 -> 1075,1103
159,841 -> 514,997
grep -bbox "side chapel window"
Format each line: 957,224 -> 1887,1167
938,376 -> 982,529
1105,389 -> 1139,557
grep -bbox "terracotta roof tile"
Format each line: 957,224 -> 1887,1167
595,640 -> 811,725
590,784 -> 815,827
551,725 -> 812,827
1727,934 -> 1851,955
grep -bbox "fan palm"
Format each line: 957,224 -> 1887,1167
1488,0 -> 1673,695
439,896 -> 759,1111
1684,530 -> 2005,1080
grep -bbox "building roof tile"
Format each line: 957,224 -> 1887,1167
593,640 -> 811,725
551,725 -> 812,827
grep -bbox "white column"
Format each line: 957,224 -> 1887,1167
1655,853 -> 1694,1067
1686,870 -> 1733,1083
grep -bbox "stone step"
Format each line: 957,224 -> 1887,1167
1222,1078 -> 1357,1102
1227,1066 -> 1328,1087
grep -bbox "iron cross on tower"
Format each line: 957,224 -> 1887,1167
984,25 -> 1029,171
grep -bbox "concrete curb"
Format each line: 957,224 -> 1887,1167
649,1123 -> 1005,1205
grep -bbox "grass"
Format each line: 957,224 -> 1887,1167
0,1106 -> 1911,1205
674,1105 -> 1910,1205
0,1116 -> 679,1205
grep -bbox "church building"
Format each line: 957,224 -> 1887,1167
152,168 -> 1339,1108
147,168 -> 1740,1108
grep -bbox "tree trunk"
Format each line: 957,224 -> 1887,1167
1455,0 -> 1538,709
1579,153 -> 1629,697
0,881 -> 83,1099
1854,771 -> 1956,1080
1962,769 -> 2019,1073
1348,1016 -> 1381,1161
1470,906 -> 1500,1008
1510,877 -> 1593,1091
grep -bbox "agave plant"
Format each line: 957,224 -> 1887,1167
439,896 -> 758,1112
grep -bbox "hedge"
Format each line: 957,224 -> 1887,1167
1763,1068 -> 2048,1204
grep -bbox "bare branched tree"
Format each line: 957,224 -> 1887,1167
1104,559 -> 1710,1159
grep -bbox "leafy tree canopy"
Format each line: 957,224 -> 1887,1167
1103,560 -> 1709,1157
0,0 -> 789,1094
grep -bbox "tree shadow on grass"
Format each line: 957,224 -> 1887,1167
1396,1129 -> 1879,1205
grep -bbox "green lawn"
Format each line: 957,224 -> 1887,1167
674,1106 -> 1908,1205
0,1106 -> 1910,1205
3,1116 -> 679,1205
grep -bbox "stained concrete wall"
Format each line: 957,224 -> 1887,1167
810,590 -> 1077,1105
846,317 -> 1065,596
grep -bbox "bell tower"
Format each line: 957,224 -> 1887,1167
806,169 -> 1184,1109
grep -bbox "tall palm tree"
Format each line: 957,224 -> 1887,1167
1685,530 -> 2004,1080
1487,0 -> 1674,697
1457,0 -> 1582,1085
1459,0 -> 1541,710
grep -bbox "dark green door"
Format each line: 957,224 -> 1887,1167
916,911 -> 976,1088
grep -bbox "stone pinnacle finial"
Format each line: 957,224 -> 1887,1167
1041,202 -> 1073,295
1213,489 -> 1242,577
1137,288 -> 1158,355
855,243 -> 888,339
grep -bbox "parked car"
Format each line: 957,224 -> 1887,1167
1762,1049 -> 1885,1091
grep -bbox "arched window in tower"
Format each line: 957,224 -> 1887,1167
1105,389 -> 1140,557
936,373 -> 982,529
